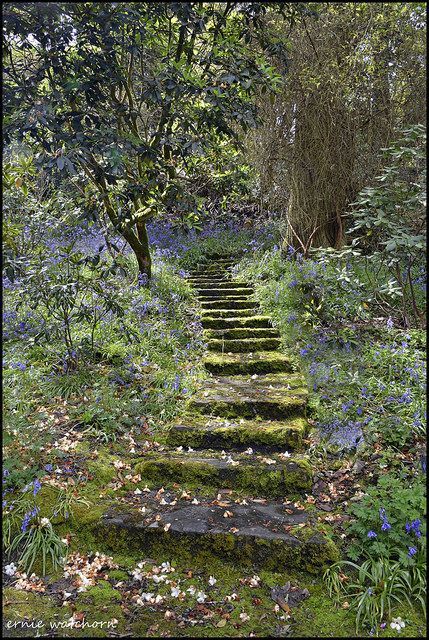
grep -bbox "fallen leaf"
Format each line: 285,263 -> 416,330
216,619 -> 227,628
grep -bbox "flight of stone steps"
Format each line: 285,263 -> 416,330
100,255 -> 338,571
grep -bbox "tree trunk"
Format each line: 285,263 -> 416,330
120,219 -> 152,280
135,219 -> 151,279
284,90 -> 356,252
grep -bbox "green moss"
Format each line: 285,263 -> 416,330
86,456 -> 118,487
135,454 -> 312,495
201,308 -> 260,318
84,580 -> 122,604
92,512 -> 338,573
204,327 -> 279,339
198,290 -> 251,299
136,458 -> 220,484
201,299 -> 257,310
202,315 -> 272,329
291,583 -> 358,637
204,351 -> 294,375
191,395 -> 306,420
167,416 -> 307,450
207,337 -> 281,353
3,588 -> 68,634
107,569 -> 130,581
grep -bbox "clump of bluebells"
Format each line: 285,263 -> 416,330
346,472 -> 425,563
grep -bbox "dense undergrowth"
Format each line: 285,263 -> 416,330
2,189 -> 427,638
2,213 -> 426,637
233,244 -> 426,634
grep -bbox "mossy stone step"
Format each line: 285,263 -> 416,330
196,287 -> 253,297
201,309 -> 261,318
134,451 -> 312,496
207,337 -> 281,353
193,257 -> 234,264
167,415 -> 307,450
204,327 -> 279,339
199,294 -> 250,302
190,281 -> 251,289
191,373 -> 306,420
99,495 -> 339,572
203,252 -> 238,260
189,279 -> 231,285
202,315 -> 272,329
204,350 -> 294,375
201,300 -> 257,310
190,266 -> 232,274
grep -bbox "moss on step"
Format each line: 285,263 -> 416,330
202,315 -> 272,329
201,308 -> 260,319
207,337 -> 281,352
204,351 -> 294,375
135,455 -> 312,495
94,513 -> 339,574
191,281 -> 251,289
204,327 -> 279,339
197,288 -> 253,297
201,299 -> 257,310
191,395 -> 306,420
166,416 -> 307,450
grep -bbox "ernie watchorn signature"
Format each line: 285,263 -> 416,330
5,617 -> 119,631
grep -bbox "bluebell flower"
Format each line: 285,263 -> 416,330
367,530 -> 377,539
33,478 -> 41,496
172,374 -> 180,392
408,546 -> 417,557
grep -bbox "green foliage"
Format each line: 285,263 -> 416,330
2,2 -> 303,273
324,552 -> 426,634
18,243 -> 126,360
8,518 -> 67,576
348,125 -> 426,328
346,473 -> 426,562
53,486 -> 91,522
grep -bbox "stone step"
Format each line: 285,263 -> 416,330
200,257 -> 235,264
201,309 -> 261,318
189,280 -> 231,286
134,451 -> 312,496
199,294 -> 250,302
189,281 -> 251,289
167,415 -> 307,450
205,260 -> 235,267
202,316 -> 272,329
98,495 -> 338,571
190,373 -> 307,419
201,300 -> 258,310
204,327 -> 280,339
204,351 -> 294,375
207,337 -> 282,353
196,287 -> 253,297
190,266 -> 232,274
204,252 -> 238,260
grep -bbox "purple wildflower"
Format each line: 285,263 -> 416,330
33,478 -> 41,496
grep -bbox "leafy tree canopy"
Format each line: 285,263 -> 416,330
3,1 -> 311,276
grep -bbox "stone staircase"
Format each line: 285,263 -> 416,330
98,256 -> 338,571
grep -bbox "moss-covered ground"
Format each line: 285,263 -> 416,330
4,556 -> 426,638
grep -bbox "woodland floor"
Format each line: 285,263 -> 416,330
3,255 -> 426,638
